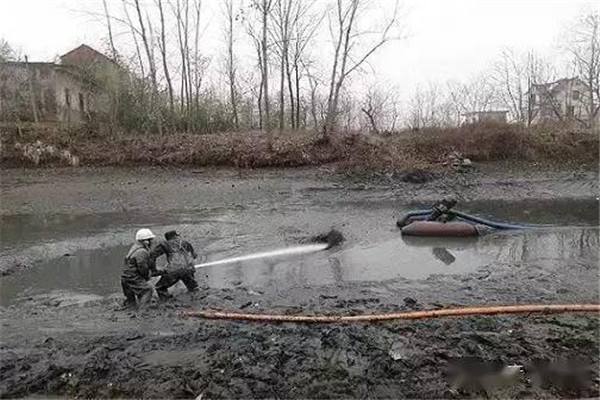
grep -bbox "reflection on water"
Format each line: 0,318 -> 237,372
0,245 -> 128,306
1,227 -> 597,306
0,209 -> 232,252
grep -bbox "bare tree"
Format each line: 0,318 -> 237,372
260,0 -> 273,133
174,0 -> 190,117
304,61 -> 322,130
133,0 -> 158,95
244,0 -> 273,132
122,0 -> 145,78
568,11 -> 600,128
447,73 -> 496,122
191,0 -> 203,114
268,0 -> 321,130
156,0 -> 174,114
223,0 -> 239,129
492,48 -> 556,125
323,0 -> 402,136
102,0 -> 117,59
289,0 -> 321,130
360,83 -> 400,134
270,0 -> 292,131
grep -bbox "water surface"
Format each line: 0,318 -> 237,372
1,198 -> 598,306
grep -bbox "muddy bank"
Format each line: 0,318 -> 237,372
1,267 -> 599,398
1,163 -> 599,398
1,162 -> 598,216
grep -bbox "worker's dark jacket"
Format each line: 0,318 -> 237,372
151,238 -> 197,272
122,243 -> 157,281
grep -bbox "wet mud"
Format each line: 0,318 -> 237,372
0,164 -> 599,398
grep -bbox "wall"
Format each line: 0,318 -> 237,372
53,68 -> 91,123
0,62 -> 98,123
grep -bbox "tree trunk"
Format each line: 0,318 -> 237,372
262,0 -> 271,133
157,0 -> 174,115
225,0 -> 239,130
294,61 -> 300,129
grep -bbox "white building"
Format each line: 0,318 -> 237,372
528,78 -> 592,126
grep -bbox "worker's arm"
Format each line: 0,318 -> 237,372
184,240 -> 197,259
148,241 -> 168,275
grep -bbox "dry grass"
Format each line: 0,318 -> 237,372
1,122 -> 597,172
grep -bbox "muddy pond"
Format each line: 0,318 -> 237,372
1,197 -> 597,307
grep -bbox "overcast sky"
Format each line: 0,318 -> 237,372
0,0 -> 596,94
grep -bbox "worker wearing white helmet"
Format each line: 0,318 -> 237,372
120,228 -> 164,309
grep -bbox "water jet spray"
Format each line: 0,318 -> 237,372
193,229 -> 344,270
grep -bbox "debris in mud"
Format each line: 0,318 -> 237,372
0,261 -> 28,277
397,169 -> 436,184
403,297 -> 420,309
309,229 -> 345,249
442,151 -> 475,173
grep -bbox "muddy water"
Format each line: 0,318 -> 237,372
1,198 -> 598,307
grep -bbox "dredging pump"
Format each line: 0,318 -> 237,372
397,197 -> 529,237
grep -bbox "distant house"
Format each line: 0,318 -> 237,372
0,44 -> 115,124
528,78 -> 589,125
461,110 -> 508,125
60,44 -> 116,70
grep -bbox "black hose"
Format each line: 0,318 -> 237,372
397,209 -> 532,231
396,210 -> 431,228
451,210 -> 530,230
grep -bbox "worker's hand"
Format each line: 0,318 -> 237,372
152,269 -> 167,277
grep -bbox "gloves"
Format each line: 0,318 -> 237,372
151,269 -> 168,277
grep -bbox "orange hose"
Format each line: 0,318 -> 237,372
182,304 -> 600,324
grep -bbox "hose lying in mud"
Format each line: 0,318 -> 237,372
182,304 -> 600,324
398,209 -> 532,231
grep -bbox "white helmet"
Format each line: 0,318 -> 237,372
135,228 -> 155,242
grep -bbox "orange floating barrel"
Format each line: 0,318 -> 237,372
401,221 -> 478,237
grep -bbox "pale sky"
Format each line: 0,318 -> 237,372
0,0 -> 597,94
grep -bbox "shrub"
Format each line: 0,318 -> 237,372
1,122 -> 597,171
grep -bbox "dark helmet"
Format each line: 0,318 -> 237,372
165,230 -> 179,241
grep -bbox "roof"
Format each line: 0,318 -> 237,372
529,77 -> 586,94
60,44 -> 116,68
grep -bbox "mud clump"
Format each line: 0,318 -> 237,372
397,169 -> 437,184
310,229 -> 345,249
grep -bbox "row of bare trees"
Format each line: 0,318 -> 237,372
360,10 -> 599,133
4,2 -> 595,134
95,0 -> 403,136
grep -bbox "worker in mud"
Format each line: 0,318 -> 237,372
121,228 -> 165,309
152,230 -> 199,299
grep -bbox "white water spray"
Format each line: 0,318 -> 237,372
194,243 -> 328,269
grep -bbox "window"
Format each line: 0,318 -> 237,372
567,105 -> 575,116
572,90 -> 580,100
64,88 -> 71,108
78,93 -> 85,112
